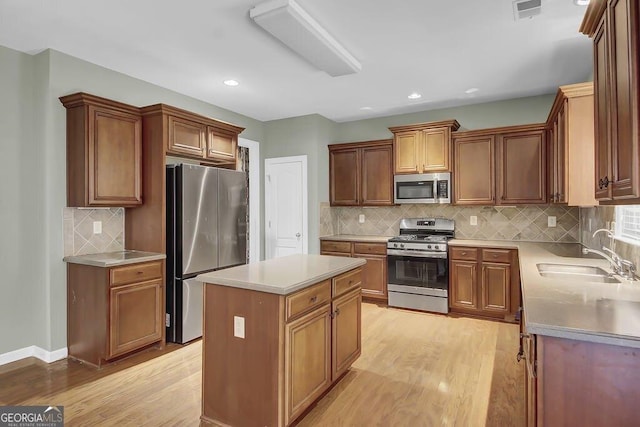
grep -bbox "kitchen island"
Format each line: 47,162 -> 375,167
196,254 -> 366,427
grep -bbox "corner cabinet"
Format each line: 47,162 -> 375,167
546,82 -> 598,206
328,140 -> 394,206
200,267 -> 362,427
67,260 -> 165,367
60,93 -> 142,207
581,0 -> 640,203
449,246 -> 520,321
453,124 -> 546,205
320,240 -> 388,301
389,120 -> 460,174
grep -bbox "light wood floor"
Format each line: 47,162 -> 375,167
0,303 -> 524,426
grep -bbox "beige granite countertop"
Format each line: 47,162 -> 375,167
63,250 -> 166,267
320,234 -> 392,243
451,239 -> 640,348
196,254 -> 366,295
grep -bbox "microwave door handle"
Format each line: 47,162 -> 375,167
433,179 -> 439,201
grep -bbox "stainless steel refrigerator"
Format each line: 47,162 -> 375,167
166,164 -> 247,343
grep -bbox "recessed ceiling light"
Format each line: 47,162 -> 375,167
223,79 -> 239,87
360,106 -> 373,111
408,93 -> 422,100
465,87 -> 479,94
574,0 -> 590,5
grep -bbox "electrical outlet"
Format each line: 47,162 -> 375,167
470,216 -> 478,226
547,216 -> 556,228
234,316 -> 245,339
93,221 -> 102,234
358,214 -> 365,224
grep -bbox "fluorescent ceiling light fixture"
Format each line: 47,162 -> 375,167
574,0 -> 590,5
465,87 -> 479,94
408,93 -> 422,100
223,79 -> 239,86
249,0 -> 361,77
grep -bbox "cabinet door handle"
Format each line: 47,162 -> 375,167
335,308 -> 341,316
603,176 -> 609,188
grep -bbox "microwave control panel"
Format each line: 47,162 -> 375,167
436,180 -> 449,198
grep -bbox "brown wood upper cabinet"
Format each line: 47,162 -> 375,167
60,93 -> 142,207
581,0 -> 640,203
453,124 -> 547,205
546,83 -> 598,206
328,140 -> 394,206
141,104 -> 244,165
389,120 -> 460,174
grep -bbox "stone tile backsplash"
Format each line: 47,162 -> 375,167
320,204 -> 579,242
580,206 -> 640,270
63,207 -> 124,256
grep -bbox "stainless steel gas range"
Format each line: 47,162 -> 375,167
387,218 -> 455,314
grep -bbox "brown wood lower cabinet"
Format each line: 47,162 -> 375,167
521,318 -> 640,425
67,260 -> 165,367
449,246 -> 519,321
320,240 -> 388,301
201,267 -> 362,427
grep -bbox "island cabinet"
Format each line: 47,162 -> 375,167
581,0 -> 640,203
320,240 -> 388,301
389,120 -> 460,174
520,316 -> 640,426
453,124 -> 546,205
328,140 -> 394,206
199,262 -> 363,427
60,92 -> 142,207
449,246 -> 520,321
66,260 -> 165,367
546,83 -> 598,206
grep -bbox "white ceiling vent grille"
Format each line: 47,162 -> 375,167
513,0 -> 542,20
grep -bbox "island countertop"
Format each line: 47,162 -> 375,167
450,239 -> 640,348
196,254 -> 366,295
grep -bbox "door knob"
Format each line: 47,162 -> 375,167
296,233 -> 301,238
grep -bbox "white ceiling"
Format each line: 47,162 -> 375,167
0,0 -> 592,123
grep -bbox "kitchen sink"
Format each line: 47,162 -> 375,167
536,263 -> 621,283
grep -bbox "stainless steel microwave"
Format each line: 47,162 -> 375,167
394,172 -> 451,204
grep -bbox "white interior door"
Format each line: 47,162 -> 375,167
265,156 -> 308,259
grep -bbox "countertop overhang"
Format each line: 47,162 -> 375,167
450,239 -> 640,348
63,250 -> 166,267
196,254 -> 366,295
320,235 -> 392,243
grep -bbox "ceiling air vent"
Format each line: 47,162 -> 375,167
513,0 -> 542,20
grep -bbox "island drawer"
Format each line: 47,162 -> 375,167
353,242 -> 386,255
110,261 -> 163,286
333,268 -> 362,297
450,247 -> 478,261
286,280 -> 331,321
321,241 -> 352,254
482,248 -> 511,263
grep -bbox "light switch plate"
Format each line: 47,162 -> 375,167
358,214 -> 365,223
547,216 -> 556,227
470,216 -> 478,226
234,316 -> 245,339
93,221 -> 102,234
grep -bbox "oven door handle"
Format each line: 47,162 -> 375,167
387,249 -> 448,259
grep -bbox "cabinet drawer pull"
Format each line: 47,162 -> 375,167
309,296 -> 318,303
461,251 -> 467,256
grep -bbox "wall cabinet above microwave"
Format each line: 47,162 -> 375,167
389,120 -> 460,174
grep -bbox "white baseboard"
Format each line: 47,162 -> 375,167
0,345 -> 67,366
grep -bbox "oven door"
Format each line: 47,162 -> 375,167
387,250 -> 448,296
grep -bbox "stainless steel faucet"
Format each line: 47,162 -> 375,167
582,228 -> 636,279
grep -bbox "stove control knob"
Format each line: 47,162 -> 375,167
400,243 -> 405,249
427,245 -> 432,249
393,243 -> 398,248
